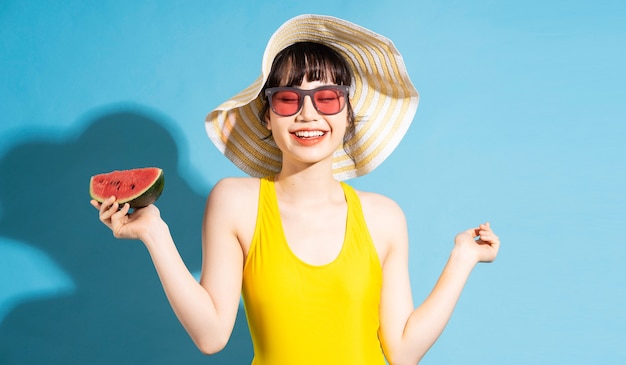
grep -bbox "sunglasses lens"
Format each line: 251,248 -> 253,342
313,89 -> 345,115
271,91 -> 301,116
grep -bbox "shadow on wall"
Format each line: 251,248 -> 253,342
0,107 -> 252,364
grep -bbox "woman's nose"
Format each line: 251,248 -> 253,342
297,95 -> 318,120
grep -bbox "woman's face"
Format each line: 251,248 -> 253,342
266,77 -> 348,171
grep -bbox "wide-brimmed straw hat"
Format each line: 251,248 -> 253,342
205,14 -> 419,181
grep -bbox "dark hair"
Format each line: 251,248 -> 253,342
259,42 -> 357,160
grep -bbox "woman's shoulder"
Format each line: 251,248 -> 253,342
208,176 -> 261,207
351,187 -> 408,261
213,176 -> 261,191
204,177 -> 261,248
353,188 -> 405,218
355,187 -> 407,230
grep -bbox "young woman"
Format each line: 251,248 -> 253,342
92,15 -> 500,365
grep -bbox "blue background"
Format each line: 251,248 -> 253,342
1,1 -> 624,364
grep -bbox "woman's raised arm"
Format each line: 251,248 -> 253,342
366,195 -> 500,364
90,177 -> 248,354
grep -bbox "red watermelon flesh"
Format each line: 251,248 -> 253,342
89,167 -> 164,208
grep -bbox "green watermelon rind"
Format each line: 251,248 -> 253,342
89,168 -> 165,209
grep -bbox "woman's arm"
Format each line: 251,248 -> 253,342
91,178 -> 249,354
367,196 -> 500,364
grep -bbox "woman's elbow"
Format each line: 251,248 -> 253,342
194,334 -> 230,355
385,348 -> 424,365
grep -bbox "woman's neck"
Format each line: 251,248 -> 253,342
273,168 -> 343,205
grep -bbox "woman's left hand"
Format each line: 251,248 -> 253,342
454,222 -> 500,263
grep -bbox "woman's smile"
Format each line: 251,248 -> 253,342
289,129 -> 329,147
293,130 -> 326,138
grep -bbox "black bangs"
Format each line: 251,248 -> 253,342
265,42 -> 353,88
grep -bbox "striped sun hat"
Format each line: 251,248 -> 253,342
205,14 -> 419,181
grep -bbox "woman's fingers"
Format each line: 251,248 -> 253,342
112,203 -> 130,220
100,204 -> 119,222
90,199 -> 101,210
477,222 -> 498,243
109,203 -> 131,237
90,197 -> 144,240
92,196 -> 123,229
97,196 -> 116,213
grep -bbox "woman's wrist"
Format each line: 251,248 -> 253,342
449,245 -> 479,273
140,219 -> 171,248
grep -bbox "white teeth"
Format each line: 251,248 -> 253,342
295,130 -> 325,138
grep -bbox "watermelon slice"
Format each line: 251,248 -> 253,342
89,167 -> 165,209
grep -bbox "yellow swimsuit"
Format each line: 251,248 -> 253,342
242,177 -> 386,365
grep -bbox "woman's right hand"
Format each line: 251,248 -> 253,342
90,196 -> 163,241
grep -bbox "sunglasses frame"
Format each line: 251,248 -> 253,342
265,85 -> 350,117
